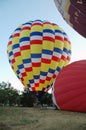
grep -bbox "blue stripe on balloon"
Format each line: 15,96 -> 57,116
63,32 -> 67,36
23,59 -> 31,63
9,51 -> 13,56
63,48 -> 68,53
34,19 -> 43,22
48,68 -> 55,74
13,44 -> 20,49
18,64 -> 24,69
23,22 -> 32,25
9,35 -> 12,39
69,50 -> 71,54
16,70 -> 20,74
43,29 -> 54,34
16,70 -> 21,79
56,67 -> 61,72
20,37 -> 30,42
54,48 -> 62,54
40,71 -> 47,76
34,75 -> 40,79
55,30 -> 63,34
17,76 -> 20,79
9,59 -> 11,63
30,32 -> 42,36
42,49 -> 52,55
31,54 -> 41,58
15,28 -> 21,31
29,79 -> 34,84
27,84 -> 31,88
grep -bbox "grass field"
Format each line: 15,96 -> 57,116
0,107 -> 86,130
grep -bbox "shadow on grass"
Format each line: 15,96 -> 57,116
0,122 -> 11,130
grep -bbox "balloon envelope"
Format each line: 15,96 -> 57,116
53,60 -> 86,112
7,20 -> 71,92
54,0 -> 86,38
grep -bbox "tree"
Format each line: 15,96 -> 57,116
0,81 -> 20,106
20,90 -> 36,107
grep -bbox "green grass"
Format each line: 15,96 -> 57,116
0,107 -> 86,130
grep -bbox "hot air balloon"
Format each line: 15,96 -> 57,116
7,20 -> 71,94
54,0 -> 86,38
53,60 -> 86,112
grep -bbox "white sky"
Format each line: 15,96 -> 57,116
0,0 -> 86,91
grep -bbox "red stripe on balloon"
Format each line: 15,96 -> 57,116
61,55 -> 66,61
53,74 -> 56,79
42,58 -> 51,64
67,56 -> 70,61
12,66 -> 14,70
32,23 -> 43,26
46,76 -> 51,81
35,83 -> 39,87
43,22 -> 51,25
8,41 -> 12,46
30,40 -> 42,45
20,45 -> 30,50
32,62 -> 41,67
13,33 -> 20,37
25,67 -> 32,72
14,52 -> 21,57
43,36 -> 55,42
21,27 -> 31,31
21,77 -> 24,81
11,59 -> 15,63
31,87 -> 36,91
21,72 -> 27,77
52,23 -> 58,26
40,79 -> 45,84
64,37 -> 70,42
52,56 -> 60,62
55,36 -> 63,41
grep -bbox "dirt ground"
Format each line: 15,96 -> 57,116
0,107 -> 86,130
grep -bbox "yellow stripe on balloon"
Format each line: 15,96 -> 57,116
31,45 -> 42,53
20,30 -> 30,37
31,25 -> 43,32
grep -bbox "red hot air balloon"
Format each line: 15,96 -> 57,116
53,60 -> 86,112
54,0 -> 86,38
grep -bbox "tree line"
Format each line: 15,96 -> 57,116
0,81 -> 53,107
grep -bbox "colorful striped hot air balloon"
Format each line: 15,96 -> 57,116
7,20 -> 71,92
53,60 -> 86,112
54,0 -> 86,38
